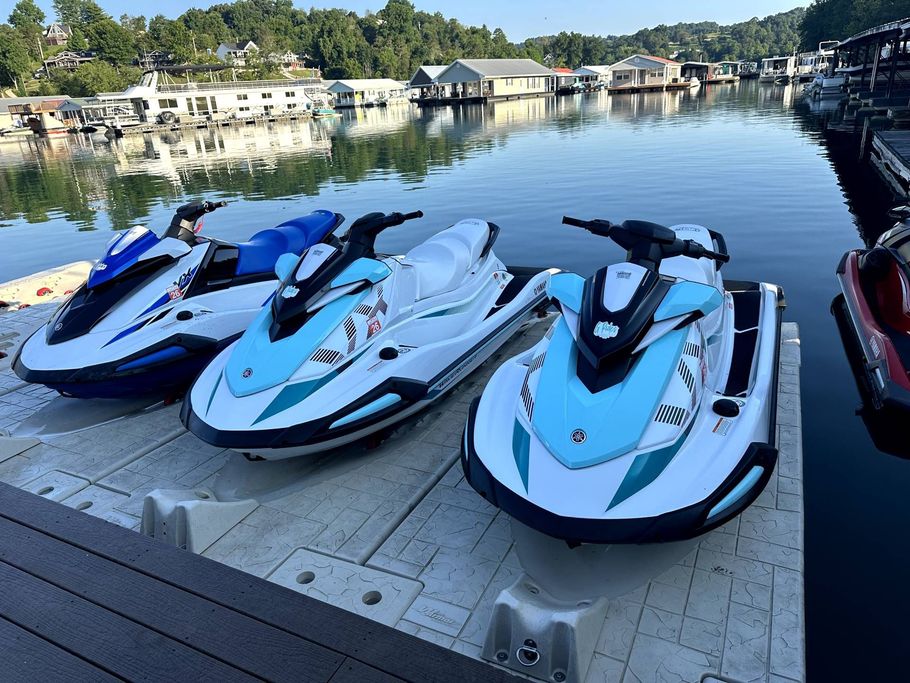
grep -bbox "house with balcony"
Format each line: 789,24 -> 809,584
44,23 -> 72,46
326,79 -> 410,107
216,41 -> 259,66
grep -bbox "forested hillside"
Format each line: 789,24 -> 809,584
800,0 -> 910,47
530,9 -> 805,67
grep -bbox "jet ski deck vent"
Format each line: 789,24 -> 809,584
677,359 -> 696,393
310,348 -> 343,365
354,304 -> 373,316
683,341 -> 701,358
654,404 -> 687,427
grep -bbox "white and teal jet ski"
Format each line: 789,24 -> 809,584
462,216 -> 785,544
182,210 -> 556,460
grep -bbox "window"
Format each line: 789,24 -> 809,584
287,103 -> 297,109
285,91 -> 295,98
157,98 -> 177,108
505,78 -> 513,86
261,92 -> 272,99
237,93 -> 248,101
649,69 -> 663,78
263,104 -> 273,112
186,97 -> 194,114
238,106 -> 250,112
210,96 -> 218,113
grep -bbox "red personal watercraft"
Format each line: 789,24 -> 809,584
835,205 -> 910,413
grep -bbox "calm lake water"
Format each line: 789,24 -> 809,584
1,82 -> 906,679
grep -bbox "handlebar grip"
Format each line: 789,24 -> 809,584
562,216 -> 588,228
711,251 -> 731,263
402,210 -> 423,221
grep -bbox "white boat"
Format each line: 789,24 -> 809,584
759,56 -> 796,84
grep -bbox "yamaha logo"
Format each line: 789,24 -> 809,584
594,321 -> 619,339
571,429 -> 587,444
242,368 -> 253,378
281,285 -> 299,299
94,262 -> 107,271
54,322 -> 63,332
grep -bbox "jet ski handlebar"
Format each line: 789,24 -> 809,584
346,210 -> 424,255
562,215 -> 730,267
165,200 -> 228,243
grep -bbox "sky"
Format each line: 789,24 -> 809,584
23,0 -> 813,41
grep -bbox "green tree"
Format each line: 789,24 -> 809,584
0,24 -> 32,92
8,0 -> 44,28
84,18 -> 137,64
52,0 -> 85,25
48,60 -> 141,95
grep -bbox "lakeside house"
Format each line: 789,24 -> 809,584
680,61 -> 739,84
44,23 -> 72,46
408,65 -> 449,99
326,78 -> 409,107
434,58 -> 555,100
216,41 -> 259,66
6,98 -> 78,136
606,55 -> 683,90
573,65 -> 611,85
43,51 -> 96,74
551,67 -> 579,93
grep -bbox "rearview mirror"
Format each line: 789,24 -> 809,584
275,253 -> 298,281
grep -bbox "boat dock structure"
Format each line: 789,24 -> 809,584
0,300 -> 805,683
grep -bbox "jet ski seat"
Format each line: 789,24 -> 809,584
403,219 -> 492,299
235,210 -> 337,276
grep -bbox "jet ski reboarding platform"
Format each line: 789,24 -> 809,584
13,200 -> 339,399
463,215 -> 785,545
183,210 -> 557,459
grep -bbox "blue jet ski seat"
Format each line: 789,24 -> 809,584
235,210 -> 337,276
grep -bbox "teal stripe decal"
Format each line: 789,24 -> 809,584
606,423 -> 692,511
205,370 -> 222,416
329,393 -> 401,429
706,465 -> 764,520
253,372 -> 337,425
512,420 -> 531,492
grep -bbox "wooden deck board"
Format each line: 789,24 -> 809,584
0,516 -> 343,682
0,615 -> 121,682
0,561 -> 255,682
0,482 -> 513,683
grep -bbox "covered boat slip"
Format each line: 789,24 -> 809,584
834,18 -> 910,99
0,304 -> 806,682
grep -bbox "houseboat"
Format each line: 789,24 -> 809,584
605,55 -> 685,92
409,66 -> 450,100
760,56 -> 797,83
326,79 -> 410,107
796,41 -> 838,82
573,65 -> 610,89
77,68 -> 324,126
433,59 -> 556,103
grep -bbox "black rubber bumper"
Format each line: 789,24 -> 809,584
461,397 -> 779,545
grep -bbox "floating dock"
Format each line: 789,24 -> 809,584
868,130 -> 910,195
0,303 -> 805,682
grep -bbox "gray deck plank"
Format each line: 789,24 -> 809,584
0,560 -> 256,682
0,615 -> 121,682
0,482 -> 514,683
0,516 -> 344,682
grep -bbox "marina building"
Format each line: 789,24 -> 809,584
434,58 -> 556,101
326,79 -> 410,107
573,65 -> 611,85
605,55 -> 684,91
408,65 -> 450,99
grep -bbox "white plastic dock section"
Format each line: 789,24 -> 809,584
0,306 -> 804,683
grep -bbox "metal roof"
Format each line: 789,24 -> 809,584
408,65 -> 447,87
437,59 -> 554,82
327,78 -> 407,93
608,55 -> 681,70
837,18 -> 910,48
0,96 -> 71,114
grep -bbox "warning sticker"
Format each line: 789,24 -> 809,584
712,418 -> 731,436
